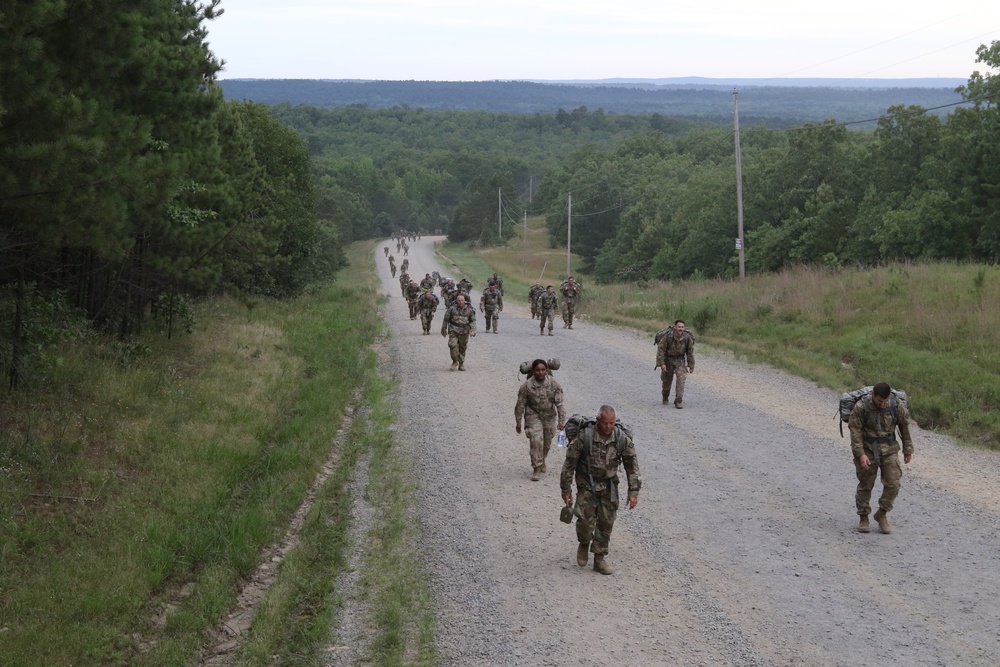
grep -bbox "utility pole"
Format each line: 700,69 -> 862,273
529,175 -> 533,203
566,193 -> 572,277
733,88 -> 746,280
498,187 -> 502,240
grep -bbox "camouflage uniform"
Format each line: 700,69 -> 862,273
559,279 -> 581,328
849,395 -> 913,517
487,273 -> 504,296
560,420 -> 641,557
405,281 -> 421,319
401,258 -> 409,272
458,278 -> 473,294
398,271 -> 409,297
440,301 -> 476,367
420,275 -> 435,291
537,290 -> 558,334
479,287 -> 504,333
417,291 -> 439,334
655,328 -> 695,406
528,283 -> 544,319
515,374 -> 566,474
389,257 -> 396,278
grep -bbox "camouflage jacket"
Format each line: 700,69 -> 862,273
420,277 -> 435,290
417,292 -> 439,312
487,275 -> 504,295
537,292 -> 558,311
528,285 -> 544,302
849,395 -> 914,459
480,290 -> 503,311
560,423 -> 641,499
441,303 -> 476,335
655,330 -> 695,369
559,281 -> 581,300
514,375 -> 566,422
405,283 -> 421,301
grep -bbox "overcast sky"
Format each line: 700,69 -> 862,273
205,1 -> 1000,82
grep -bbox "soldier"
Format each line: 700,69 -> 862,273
420,273 -> 435,290
457,277 -> 473,295
850,381 -> 914,534
655,319 -> 695,408
528,281 -> 544,319
417,288 -> 439,334
537,285 -> 558,336
487,272 -> 504,296
440,294 -> 476,371
479,284 -> 504,334
515,359 -> 566,481
383,246 -> 389,257
443,280 -> 458,309
389,257 -> 397,279
401,258 -> 409,273
559,276 -> 581,328
431,270 -> 441,287
405,280 -> 421,319
398,271 -> 409,297
560,405 -> 640,575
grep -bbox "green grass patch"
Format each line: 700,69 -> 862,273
0,243 -> 382,666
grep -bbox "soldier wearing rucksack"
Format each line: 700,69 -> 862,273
849,381 -> 914,534
655,319 -> 695,408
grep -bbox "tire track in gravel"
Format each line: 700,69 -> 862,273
377,236 -> 1000,667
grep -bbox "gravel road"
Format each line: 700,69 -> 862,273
377,237 -> 1000,667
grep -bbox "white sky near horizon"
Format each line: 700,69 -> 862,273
205,1 -> 1000,82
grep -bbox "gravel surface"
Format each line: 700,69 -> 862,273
377,237 -> 1000,667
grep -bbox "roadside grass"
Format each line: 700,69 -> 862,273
440,234 -> 1000,450
0,244 -> 382,665
234,261 -> 438,667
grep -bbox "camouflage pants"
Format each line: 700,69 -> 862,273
419,310 -> 435,333
561,299 -> 576,326
854,450 -> 903,515
447,332 -> 470,363
483,308 -> 500,332
661,364 -> 688,403
574,482 -> 619,556
524,410 -> 557,469
539,308 -> 557,332
408,299 -> 419,319
529,298 -> 539,318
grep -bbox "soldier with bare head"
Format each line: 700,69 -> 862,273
515,359 -> 566,481
560,405 -> 640,575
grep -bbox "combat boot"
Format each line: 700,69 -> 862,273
674,401 -> 683,409
531,467 -> 541,482
874,509 -> 891,534
539,463 -> 546,473
593,554 -> 613,575
458,363 -> 465,371
450,361 -> 459,371
548,331 -> 553,336
858,515 -> 870,533
577,543 -> 589,567
540,330 -> 544,336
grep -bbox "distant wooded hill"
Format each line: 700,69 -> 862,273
218,79 -> 967,125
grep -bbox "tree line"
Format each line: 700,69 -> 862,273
536,43 -> 1000,282
0,1 -> 340,388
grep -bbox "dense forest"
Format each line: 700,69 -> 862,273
0,2 -> 340,387
267,42 -> 1000,282
219,79 -> 965,124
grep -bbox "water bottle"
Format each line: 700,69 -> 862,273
557,430 -> 566,448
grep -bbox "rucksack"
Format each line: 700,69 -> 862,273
563,413 -> 632,441
654,326 -> 694,346
518,358 -> 560,377
837,386 -> 907,437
